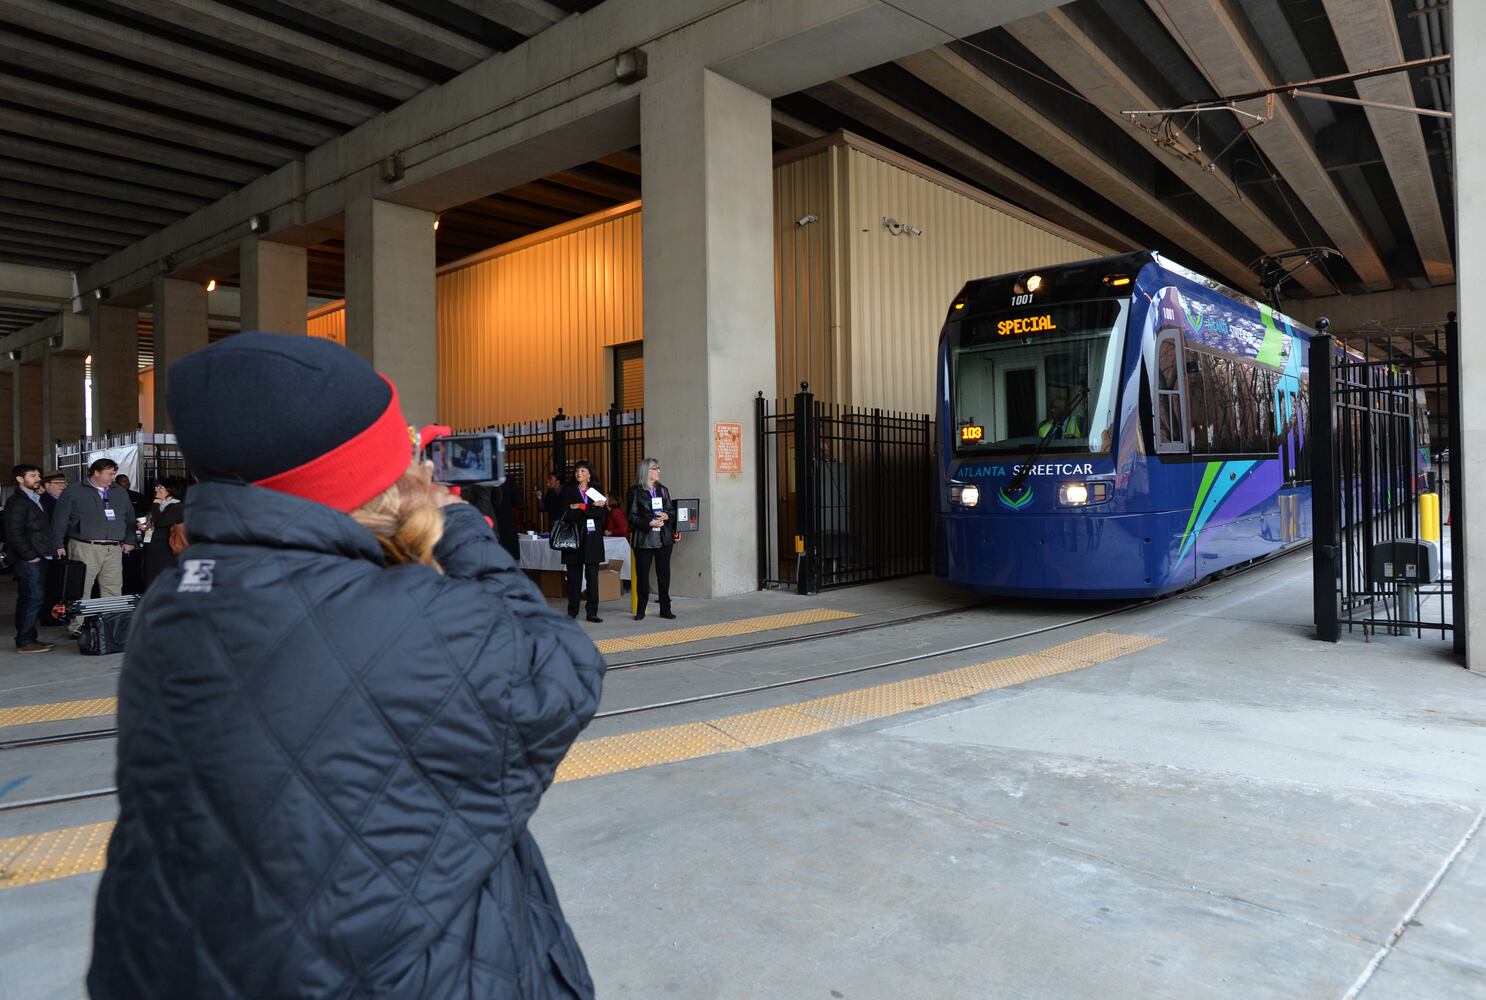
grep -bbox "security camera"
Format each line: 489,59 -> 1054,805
796,213 -> 819,226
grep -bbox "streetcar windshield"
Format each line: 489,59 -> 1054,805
951,298 -> 1129,454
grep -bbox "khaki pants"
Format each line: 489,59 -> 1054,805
68,540 -> 123,600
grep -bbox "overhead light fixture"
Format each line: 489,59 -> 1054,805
92,287 -> 107,302
614,48 -> 648,84
248,213 -> 268,233
432,215 -> 441,231
8,349 -> 20,361
381,153 -> 404,183
205,279 -> 217,292
47,333 -> 62,349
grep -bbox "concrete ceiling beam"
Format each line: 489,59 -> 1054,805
0,0 -> 381,125
0,72 -> 300,166
443,0 -> 566,37
771,109 -> 828,146
0,215 -> 134,248
0,198 -> 157,238
1003,9 -> 1333,297
0,228 -> 122,258
105,0 -> 432,101
0,159 -> 208,215
0,262 -> 71,299
1320,0 -> 1453,285
806,78 -> 1137,254
293,0 -> 494,71
79,0 -> 1074,297
1,180 -> 182,227
0,245 -> 87,269
1146,0 -> 1392,291
0,106 -> 263,185
899,47 -> 1263,296
0,135 -> 236,202
0,31 -> 340,149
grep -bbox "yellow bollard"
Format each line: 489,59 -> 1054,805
1420,492 -> 1440,542
629,544 -> 638,615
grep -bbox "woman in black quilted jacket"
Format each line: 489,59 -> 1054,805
89,332 -> 605,1000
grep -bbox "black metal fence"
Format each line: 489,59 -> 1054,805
1311,323 -> 1456,644
55,430 -> 190,487
757,386 -> 933,592
460,406 -> 644,533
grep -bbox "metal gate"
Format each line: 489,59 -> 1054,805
756,385 -> 933,593
1310,322 -> 1458,645
465,406 -> 644,534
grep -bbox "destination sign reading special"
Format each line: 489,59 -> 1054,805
997,314 -> 1058,337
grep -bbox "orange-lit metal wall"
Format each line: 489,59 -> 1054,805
774,144 -> 843,403
307,305 -> 345,345
304,203 -> 641,428
438,203 -> 641,429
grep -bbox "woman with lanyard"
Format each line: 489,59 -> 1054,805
625,457 -> 677,621
557,461 -> 609,623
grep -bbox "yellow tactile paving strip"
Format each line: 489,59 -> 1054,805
0,697 -> 117,729
556,631 -> 1163,781
0,630 -> 1162,890
0,821 -> 113,889
593,608 -> 859,654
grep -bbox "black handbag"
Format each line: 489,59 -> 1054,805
549,517 -> 580,551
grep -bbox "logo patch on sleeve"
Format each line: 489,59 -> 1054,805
177,559 -> 216,593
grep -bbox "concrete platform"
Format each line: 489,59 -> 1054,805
1,552 -> 1484,998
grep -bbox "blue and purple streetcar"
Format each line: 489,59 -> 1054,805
936,251 -> 1314,598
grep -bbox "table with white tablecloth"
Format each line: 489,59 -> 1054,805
518,534 -> 631,580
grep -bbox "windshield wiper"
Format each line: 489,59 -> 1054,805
1004,385 -> 1090,497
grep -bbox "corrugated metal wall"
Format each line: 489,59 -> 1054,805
842,146 -> 1097,413
438,206 -> 642,428
773,147 -> 842,402
300,205 -> 642,428
307,306 -> 345,345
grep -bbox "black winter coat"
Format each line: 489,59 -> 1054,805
90,482 -> 605,999
555,482 -> 607,566
3,489 -> 51,562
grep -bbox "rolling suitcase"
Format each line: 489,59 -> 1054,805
44,558 -> 86,624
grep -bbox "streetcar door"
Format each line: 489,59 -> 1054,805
1153,328 -> 1189,454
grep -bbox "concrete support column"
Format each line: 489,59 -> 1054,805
13,362 -> 43,468
90,303 -> 139,438
43,351 -> 86,458
151,277 -> 209,434
0,368 -> 13,471
641,67 -> 776,598
345,198 -> 437,425
1460,0 -> 1485,671
241,238 -> 308,335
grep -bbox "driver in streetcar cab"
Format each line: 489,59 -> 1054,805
1038,390 -> 1083,439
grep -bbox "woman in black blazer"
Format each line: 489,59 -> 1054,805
143,478 -> 187,586
625,457 -> 678,621
557,461 -> 609,623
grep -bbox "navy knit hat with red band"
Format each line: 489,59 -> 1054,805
166,331 -> 412,512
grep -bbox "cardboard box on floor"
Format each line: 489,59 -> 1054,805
526,560 -> 625,603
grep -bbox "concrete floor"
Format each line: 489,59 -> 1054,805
1,552 -> 1484,998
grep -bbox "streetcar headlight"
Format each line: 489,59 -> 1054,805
1058,481 -> 1111,507
951,483 -> 981,508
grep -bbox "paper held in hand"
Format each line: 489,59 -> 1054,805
584,488 -> 607,503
